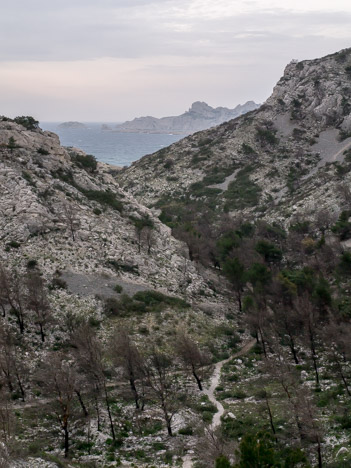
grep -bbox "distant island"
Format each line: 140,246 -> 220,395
58,121 -> 87,129
112,101 -> 259,135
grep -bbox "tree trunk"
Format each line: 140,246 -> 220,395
64,426 -> 69,458
258,326 -> 267,358
16,372 -> 25,402
191,365 -> 203,391
288,332 -> 299,364
39,323 -> 45,342
265,395 -> 276,439
317,436 -> 323,468
104,384 -> 116,441
129,377 -> 140,409
94,391 -> 101,432
76,390 -> 88,417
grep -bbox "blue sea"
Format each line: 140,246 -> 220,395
40,122 -> 185,167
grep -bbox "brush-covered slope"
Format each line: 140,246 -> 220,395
118,48 -> 351,227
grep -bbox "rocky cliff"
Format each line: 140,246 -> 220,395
114,100 -> 259,135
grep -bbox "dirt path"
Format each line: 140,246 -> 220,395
182,338 -> 256,467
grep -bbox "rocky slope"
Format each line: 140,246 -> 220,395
118,49 -> 351,228
114,101 -> 259,135
0,119 -> 211,297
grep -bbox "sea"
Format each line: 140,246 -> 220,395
40,122 -> 185,167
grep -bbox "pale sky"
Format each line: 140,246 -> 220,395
1,0 -> 351,121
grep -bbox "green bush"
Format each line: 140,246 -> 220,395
8,240 -> 20,249
107,260 -> 139,275
133,290 -> 190,310
72,153 -> 98,172
224,165 -> 261,210
256,128 -> 278,145
14,115 -> 39,130
332,211 -> 351,240
27,259 -> 38,269
255,240 -> 282,264
84,189 -> 123,212
37,147 -> 49,155
241,143 -> 256,155
178,426 -> 193,435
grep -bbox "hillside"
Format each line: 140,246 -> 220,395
2,48 -> 351,468
114,101 -> 259,135
0,117 -> 241,467
118,49 -> 351,228
115,48 -> 351,467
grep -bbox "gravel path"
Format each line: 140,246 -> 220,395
182,339 -> 256,467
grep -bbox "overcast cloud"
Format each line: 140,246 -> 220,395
1,0 -> 351,120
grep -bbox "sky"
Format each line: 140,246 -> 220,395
1,0 -> 351,122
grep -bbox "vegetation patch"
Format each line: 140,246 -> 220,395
224,165 -> 261,210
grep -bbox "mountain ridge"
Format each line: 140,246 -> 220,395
113,100 -> 259,135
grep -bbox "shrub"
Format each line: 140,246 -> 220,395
37,147 -> 49,155
27,259 -> 38,269
178,426 -> 193,435
133,290 -> 190,310
241,143 -> 256,155
256,128 -> 278,145
7,136 -> 16,152
83,189 -> 123,212
332,211 -> 351,240
14,116 -> 39,130
255,240 -> 282,264
164,158 -> 174,169
50,277 -> 67,290
8,240 -> 20,249
114,284 -> 123,293
224,165 -> 261,210
72,153 -> 97,172
339,252 -> 351,275
107,260 -> 139,275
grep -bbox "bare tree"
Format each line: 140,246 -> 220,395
62,202 -> 80,241
38,353 -> 77,458
0,327 -> 26,401
0,266 -> 26,334
294,294 -> 321,386
110,328 -> 146,410
144,348 -> 182,436
323,320 -> 351,397
175,332 -> 209,391
73,325 -> 116,441
194,428 -> 236,468
26,272 -> 52,342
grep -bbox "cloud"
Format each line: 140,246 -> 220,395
1,0 -> 351,120
1,1 -> 351,62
